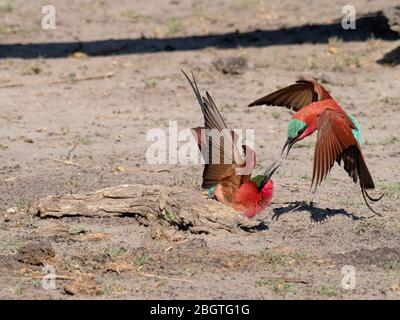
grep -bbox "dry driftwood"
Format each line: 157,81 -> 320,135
36,184 -> 263,234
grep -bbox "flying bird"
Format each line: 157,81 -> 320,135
248,78 -> 383,214
182,70 -> 279,218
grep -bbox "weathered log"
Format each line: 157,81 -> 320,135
35,184 -> 264,234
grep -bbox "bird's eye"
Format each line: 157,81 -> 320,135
298,128 -> 306,136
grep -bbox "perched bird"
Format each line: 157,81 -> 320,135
249,78 -> 383,214
182,70 -> 279,218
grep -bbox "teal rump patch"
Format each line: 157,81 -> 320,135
348,114 -> 361,145
207,186 -> 216,198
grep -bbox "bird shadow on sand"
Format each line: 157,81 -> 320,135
240,221 -> 269,232
272,201 -> 364,223
377,46 -> 400,65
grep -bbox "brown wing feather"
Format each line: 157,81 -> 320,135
248,78 -> 332,111
182,70 -> 246,190
312,109 -> 375,189
312,109 -> 384,216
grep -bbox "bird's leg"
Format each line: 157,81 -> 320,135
308,189 -> 318,207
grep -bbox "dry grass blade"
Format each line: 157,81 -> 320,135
50,72 -> 115,85
137,272 -> 193,283
0,82 -> 23,89
72,232 -> 109,242
54,159 -> 83,167
259,276 -> 310,284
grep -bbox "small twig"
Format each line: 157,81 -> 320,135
0,274 -> 75,280
137,272 -> 192,283
50,72 -> 115,85
54,159 -> 82,167
67,139 -> 80,160
279,183 -> 305,190
271,201 -> 294,205
290,204 -> 304,212
0,82 -> 23,89
4,175 -> 22,182
260,276 -> 309,284
31,275 -> 75,280
115,167 -> 171,174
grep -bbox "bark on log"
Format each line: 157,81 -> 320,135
35,184 -> 264,234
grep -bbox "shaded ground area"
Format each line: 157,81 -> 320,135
0,0 -> 399,299
0,10 -> 398,59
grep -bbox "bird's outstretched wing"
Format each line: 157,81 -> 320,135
312,109 -> 383,214
248,78 -> 332,111
182,70 -> 250,190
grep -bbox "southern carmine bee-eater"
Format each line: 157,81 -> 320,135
248,78 -> 383,214
182,70 -> 279,218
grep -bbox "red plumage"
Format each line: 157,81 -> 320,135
233,181 -> 274,218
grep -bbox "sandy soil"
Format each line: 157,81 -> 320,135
0,0 -> 399,299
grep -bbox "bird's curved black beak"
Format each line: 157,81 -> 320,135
258,161 -> 280,191
264,161 -> 280,182
281,137 -> 297,158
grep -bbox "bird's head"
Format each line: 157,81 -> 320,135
251,161 -> 280,194
282,119 -> 308,158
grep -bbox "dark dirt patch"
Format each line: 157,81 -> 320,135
16,240 -> 56,266
212,56 -> 248,75
331,247 -> 400,270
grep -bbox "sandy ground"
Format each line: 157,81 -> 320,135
0,0 -> 399,299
